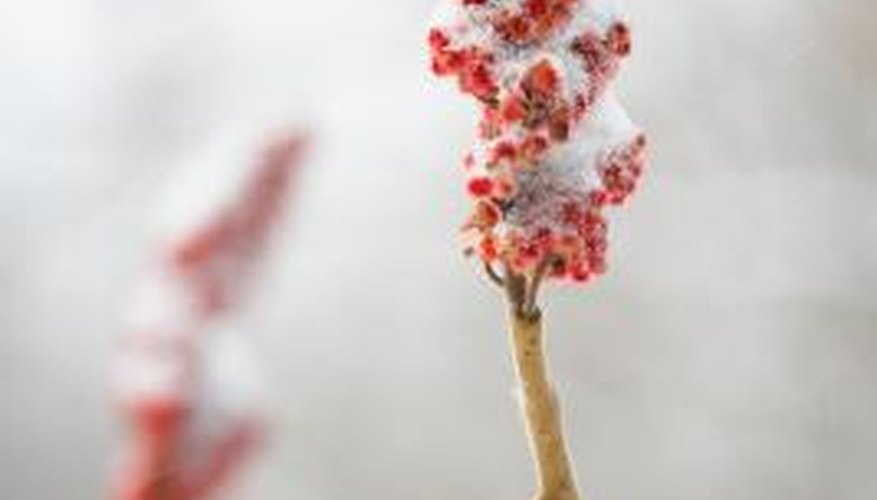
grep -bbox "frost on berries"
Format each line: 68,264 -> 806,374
429,0 -> 647,283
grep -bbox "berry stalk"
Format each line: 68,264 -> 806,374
504,268 -> 579,500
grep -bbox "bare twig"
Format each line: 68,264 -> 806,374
484,261 -> 506,289
524,255 -> 557,318
502,257 -> 579,500
508,306 -> 579,500
503,264 -> 529,318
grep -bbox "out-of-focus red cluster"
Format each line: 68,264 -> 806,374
428,0 -> 647,283
172,137 -> 305,314
115,135 -> 306,500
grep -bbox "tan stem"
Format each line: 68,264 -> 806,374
507,307 -> 580,500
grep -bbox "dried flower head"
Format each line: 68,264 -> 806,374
429,0 -> 647,283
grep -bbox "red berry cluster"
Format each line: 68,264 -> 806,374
429,0 -> 647,283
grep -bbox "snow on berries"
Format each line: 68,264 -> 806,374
429,0 -> 647,283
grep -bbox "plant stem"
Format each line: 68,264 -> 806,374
505,271 -> 579,500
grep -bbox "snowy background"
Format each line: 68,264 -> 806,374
1,0 -> 875,499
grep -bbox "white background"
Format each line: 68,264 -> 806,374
0,0 -> 875,499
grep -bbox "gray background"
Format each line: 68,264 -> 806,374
1,0 -> 875,499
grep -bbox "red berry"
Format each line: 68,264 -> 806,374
607,22 -> 632,56
490,141 -> 517,165
479,235 -> 499,260
500,95 -> 527,123
495,13 -> 532,44
467,177 -> 494,197
428,28 -> 450,51
524,60 -> 559,97
525,0 -> 549,17
520,134 -> 549,161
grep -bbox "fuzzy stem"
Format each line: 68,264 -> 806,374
505,272 -> 579,500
